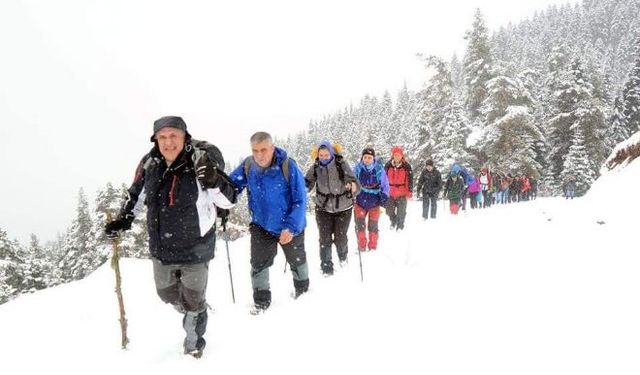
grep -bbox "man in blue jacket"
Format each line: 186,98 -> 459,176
229,131 -> 309,314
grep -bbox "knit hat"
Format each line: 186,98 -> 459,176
425,159 -> 434,166
391,146 -> 404,158
362,147 -> 375,157
150,116 -> 190,142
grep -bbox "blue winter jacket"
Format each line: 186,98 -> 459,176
229,147 -> 307,236
354,158 -> 390,210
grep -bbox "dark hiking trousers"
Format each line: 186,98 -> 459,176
422,194 -> 438,219
249,224 -> 309,308
316,207 -> 352,273
386,196 -> 408,228
153,259 -> 209,352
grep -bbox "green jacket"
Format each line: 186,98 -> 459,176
444,176 -> 465,200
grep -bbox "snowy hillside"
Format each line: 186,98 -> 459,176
1,189 -> 638,374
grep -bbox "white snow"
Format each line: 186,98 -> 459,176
1,171 -> 639,374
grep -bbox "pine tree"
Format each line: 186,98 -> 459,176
621,38 -> 640,136
0,228 -> 25,304
478,72 -> 543,175
58,188 -> 104,281
547,58 -> 607,193
393,83 -> 420,156
560,125 -> 596,196
375,90 -> 394,155
22,234 -> 51,293
463,8 -> 494,123
432,100 -> 472,171
607,96 -> 629,150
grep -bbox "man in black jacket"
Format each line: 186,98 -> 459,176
416,159 -> 442,220
105,116 -> 236,358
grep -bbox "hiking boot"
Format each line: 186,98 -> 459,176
183,310 -> 207,357
250,302 -> 269,315
293,279 -> 309,299
321,261 -> 334,277
339,259 -> 348,268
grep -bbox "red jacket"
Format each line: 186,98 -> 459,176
384,160 -> 413,198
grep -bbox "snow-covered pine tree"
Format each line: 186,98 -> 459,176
375,90 -> 394,157
621,38 -> 640,136
463,8 -> 494,123
548,57 -> 607,193
432,100 -> 472,172
450,53 -> 464,97
0,227 -> 25,304
519,69 -> 548,174
57,188 -> 105,282
607,96 -> 629,150
393,83 -> 420,163
545,46 -> 575,193
478,71 -> 543,175
21,234 -> 53,294
560,124 -> 596,196
416,55 -> 471,171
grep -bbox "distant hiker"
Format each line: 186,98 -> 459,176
354,147 -> 390,251
479,167 -> 492,208
416,159 -> 442,220
563,176 -> 577,199
305,141 -> 360,276
105,116 -> 237,358
529,176 -> 538,200
384,146 -> 413,230
443,169 -> 465,215
467,174 -> 481,209
229,132 -> 309,314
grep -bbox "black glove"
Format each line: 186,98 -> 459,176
196,153 -> 221,189
217,207 -> 230,228
105,216 -> 133,239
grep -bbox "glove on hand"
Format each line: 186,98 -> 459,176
196,153 -> 221,189
217,207 -> 230,228
105,217 -> 132,239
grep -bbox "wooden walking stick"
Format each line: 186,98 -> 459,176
106,212 -> 129,349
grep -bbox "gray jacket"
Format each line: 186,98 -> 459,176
305,156 -> 360,213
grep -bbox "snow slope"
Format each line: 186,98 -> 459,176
1,192 -> 638,374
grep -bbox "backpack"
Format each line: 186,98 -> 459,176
310,143 -> 351,208
242,156 -> 291,184
356,158 -> 384,194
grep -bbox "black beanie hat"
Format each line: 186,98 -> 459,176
425,159 -> 434,166
362,148 -> 375,157
150,116 -> 189,142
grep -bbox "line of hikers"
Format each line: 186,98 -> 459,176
103,116 -> 559,358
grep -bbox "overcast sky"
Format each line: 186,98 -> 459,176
0,0 -> 578,244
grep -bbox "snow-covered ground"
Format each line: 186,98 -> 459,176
1,166 -> 638,374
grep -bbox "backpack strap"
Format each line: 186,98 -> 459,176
243,156 -> 291,184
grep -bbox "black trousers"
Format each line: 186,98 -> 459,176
386,197 -> 408,228
422,194 -> 438,219
249,224 -> 309,306
316,208 -> 352,271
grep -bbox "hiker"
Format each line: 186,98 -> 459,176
384,146 -> 413,230
228,132 -> 309,314
305,141 -> 359,276
353,147 -> 390,251
416,159 -> 442,220
105,116 -> 236,357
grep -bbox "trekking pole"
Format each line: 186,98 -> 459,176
106,212 -> 129,350
357,245 -> 364,282
222,222 -> 236,304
